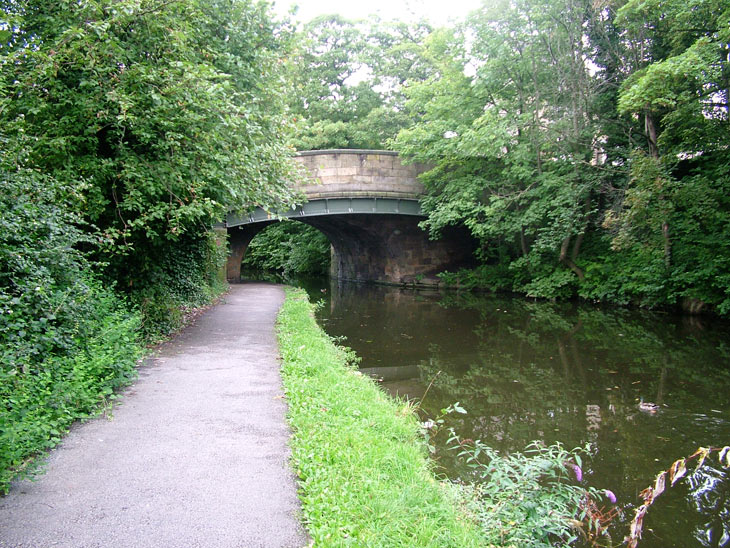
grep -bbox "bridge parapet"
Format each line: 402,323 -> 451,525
295,150 -> 429,200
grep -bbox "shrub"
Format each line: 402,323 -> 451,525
0,168 -> 142,492
129,231 -> 228,341
447,431 -> 611,547
243,222 -> 330,276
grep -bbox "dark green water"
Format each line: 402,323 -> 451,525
290,277 -> 730,548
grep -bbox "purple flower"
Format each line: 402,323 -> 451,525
604,489 -> 617,504
566,462 -> 583,482
573,465 -> 583,482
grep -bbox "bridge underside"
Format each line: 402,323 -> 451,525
226,213 -> 476,285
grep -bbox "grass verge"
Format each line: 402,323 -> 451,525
276,287 -> 482,547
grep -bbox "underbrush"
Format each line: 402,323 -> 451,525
445,430 -> 615,547
130,231 -> 229,342
0,285 -> 142,492
0,169 -> 226,492
0,169 -> 144,492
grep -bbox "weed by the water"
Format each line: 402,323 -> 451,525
445,430 -> 615,547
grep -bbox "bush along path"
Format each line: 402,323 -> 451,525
0,283 -> 306,548
277,288 -> 482,547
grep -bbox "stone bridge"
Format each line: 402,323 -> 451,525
225,150 -> 475,285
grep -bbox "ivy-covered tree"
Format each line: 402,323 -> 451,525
606,0 -> 730,311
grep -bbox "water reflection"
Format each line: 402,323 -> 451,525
301,279 -> 730,548
687,466 -> 730,547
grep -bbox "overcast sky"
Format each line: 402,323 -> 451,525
272,0 -> 483,24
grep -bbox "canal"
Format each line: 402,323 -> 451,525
244,268 -> 729,546
292,277 -> 730,547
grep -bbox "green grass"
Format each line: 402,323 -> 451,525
276,288 -> 482,547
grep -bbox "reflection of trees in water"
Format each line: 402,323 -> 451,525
318,283 -> 730,547
411,293 -> 730,547
437,291 -> 730,412
417,351 -> 601,455
323,283 -> 481,369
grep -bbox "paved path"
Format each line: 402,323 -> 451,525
0,283 -> 307,548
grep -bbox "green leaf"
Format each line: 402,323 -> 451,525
452,402 -> 467,414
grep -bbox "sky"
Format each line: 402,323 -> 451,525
271,0 -> 484,24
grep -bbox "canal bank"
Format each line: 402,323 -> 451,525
304,279 -> 730,547
0,283 -> 306,548
276,288 -> 483,546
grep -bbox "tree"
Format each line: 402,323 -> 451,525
391,0 -> 730,312
242,222 -> 330,276
607,0 -> 730,310
287,14 -> 433,150
396,0 -> 607,298
0,0 -> 300,288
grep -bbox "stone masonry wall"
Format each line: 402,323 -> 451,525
296,150 -> 430,200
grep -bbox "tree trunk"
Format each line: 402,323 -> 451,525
560,236 -> 585,281
520,226 -> 529,256
571,194 -> 591,263
662,220 -> 671,269
571,231 -> 585,263
645,110 -> 672,268
644,110 -> 659,159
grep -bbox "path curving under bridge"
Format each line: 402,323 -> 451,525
226,150 -> 475,285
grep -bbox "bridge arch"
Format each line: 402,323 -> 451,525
226,150 -> 475,285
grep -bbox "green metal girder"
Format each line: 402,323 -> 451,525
226,197 -> 423,227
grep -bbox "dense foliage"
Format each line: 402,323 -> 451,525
449,434 -> 609,547
0,167 -> 141,491
393,0 -> 730,312
0,0 -> 298,489
242,222 -> 330,277
282,1 -> 730,315
286,14 -> 433,150
1,0 -> 300,287
133,230 -> 228,340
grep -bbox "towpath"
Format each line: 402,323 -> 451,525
0,283 -> 307,548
